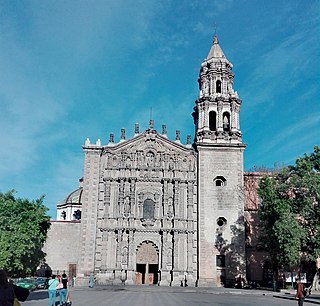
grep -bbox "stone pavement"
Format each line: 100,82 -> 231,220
275,289 -> 320,305
23,285 -> 320,306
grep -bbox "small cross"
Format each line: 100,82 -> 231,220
213,22 -> 218,36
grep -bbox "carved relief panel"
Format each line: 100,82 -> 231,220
136,241 -> 159,265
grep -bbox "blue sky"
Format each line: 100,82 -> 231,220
0,0 -> 319,218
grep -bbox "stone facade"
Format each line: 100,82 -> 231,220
77,128 -> 198,286
46,35 -> 251,287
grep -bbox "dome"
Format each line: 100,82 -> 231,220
62,187 -> 83,205
56,178 -> 83,221
60,177 -> 83,206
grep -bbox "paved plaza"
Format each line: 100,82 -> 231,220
23,286 -> 320,306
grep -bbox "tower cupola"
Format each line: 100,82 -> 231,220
193,35 -> 242,144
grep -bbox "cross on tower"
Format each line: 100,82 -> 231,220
213,22 -> 218,36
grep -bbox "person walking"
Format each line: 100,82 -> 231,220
47,274 -> 59,306
296,278 -> 305,306
59,273 -> 68,306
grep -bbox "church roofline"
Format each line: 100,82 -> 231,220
83,123 -> 195,153
101,128 -> 195,153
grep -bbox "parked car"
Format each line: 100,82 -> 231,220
35,277 -> 49,289
15,278 -> 37,291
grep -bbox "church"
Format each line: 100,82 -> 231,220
43,35 -> 265,287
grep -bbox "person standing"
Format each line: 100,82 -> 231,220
0,269 -> 29,306
0,269 -> 15,306
59,273 -> 68,306
47,274 -> 59,306
313,268 -> 320,291
296,278 -> 305,306
88,273 -> 95,288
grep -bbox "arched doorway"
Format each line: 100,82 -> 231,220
136,241 -> 159,285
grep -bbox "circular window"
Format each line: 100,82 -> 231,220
217,217 -> 227,227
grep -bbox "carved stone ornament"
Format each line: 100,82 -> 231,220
145,151 -> 155,167
140,218 -> 156,227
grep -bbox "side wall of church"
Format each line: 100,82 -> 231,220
244,172 -> 271,284
42,221 -> 80,274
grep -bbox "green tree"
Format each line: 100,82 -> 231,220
258,175 -> 304,277
288,146 -> 320,261
0,190 -> 51,277
258,146 -> 320,286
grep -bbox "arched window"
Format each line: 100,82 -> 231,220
209,111 -> 217,131
216,80 -> 222,93
223,112 -> 230,131
73,209 -> 81,220
143,199 -> 155,219
214,176 -> 227,187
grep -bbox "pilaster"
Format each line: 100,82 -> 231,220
78,146 -> 101,277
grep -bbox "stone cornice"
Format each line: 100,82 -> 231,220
195,142 -> 246,149
102,176 -> 196,184
98,227 -> 195,234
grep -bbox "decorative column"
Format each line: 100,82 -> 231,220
171,231 -> 181,286
187,181 -> 194,227
213,76 -> 216,93
231,100 -> 237,132
107,231 -> 117,277
118,179 -> 125,217
179,182 -> 187,218
160,231 -> 172,286
126,230 -> 135,284
155,192 -> 160,219
137,192 -> 144,218
103,181 -> 111,218
186,231 -> 195,286
217,100 -> 223,132
114,230 -> 123,284
116,231 -> 122,269
162,179 -> 170,226
173,179 -> 180,217
130,178 -> 136,218
199,103 -> 204,131
236,104 -> 241,130
203,101 -> 209,130
222,76 -> 226,94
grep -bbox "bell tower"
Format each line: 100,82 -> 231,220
194,35 -> 246,287
194,35 -> 242,143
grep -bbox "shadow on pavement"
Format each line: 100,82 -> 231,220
26,290 -> 50,301
274,293 -> 320,305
